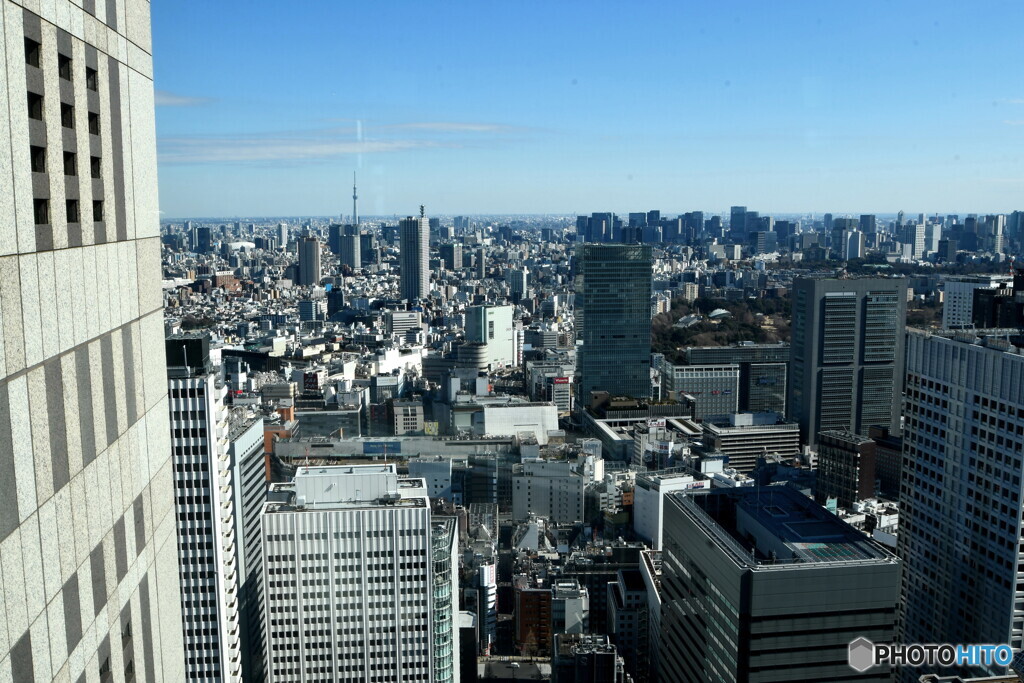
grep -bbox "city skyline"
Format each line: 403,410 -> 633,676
152,1 -> 1024,217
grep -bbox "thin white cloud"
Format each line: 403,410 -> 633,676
1004,120 -> 1024,126
155,90 -> 212,107
158,134 -> 454,164
382,121 -> 520,133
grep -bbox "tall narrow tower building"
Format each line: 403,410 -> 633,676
400,210 -> 430,301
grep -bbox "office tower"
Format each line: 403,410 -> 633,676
824,212 -> 834,229
575,215 -> 589,242
773,219 -> 795,242
439,242 -> 462,271
1009,210 -> 1024,241
860,214 -> 878,234
843,229 -> 865,260
897,330 -> 1024,680
339,233 -> 361,270
196,225 -> 213,254
683,211 -> 703,241
296,235 -> 321,286
628,212 -> 647,227
466,304 -> 518,368
685,343 -> 789,414
260,464 -> 459,683
505,267 -> 528,303
475,246 -> 486,279
589,212 -> 613,243
384,310 -> 422,337
937,237 -> 958,262
730,206 -> 747,238
941,274 -> 1012,328
359,230 -> 378,266
788,277 -> 907,448
901,221 -> 926,259
980,214 -> 1006,253
660,487 -> 899,682
660,363 -> 740,420
0,2 -> 185,680
924,221 -> 943,254
278,222 -> 288,247
166,335 -> 267,682
328,223 -> 342,255
743,210 -> 760,237
326,287 -> 346,317
575,244 -> 653,400
750,230 -> 777,255
400,213 -> 430,301
298,299 -> 326,322
815,430 -> 876,507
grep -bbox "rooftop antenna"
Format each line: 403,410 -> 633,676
352,172 -> 358,227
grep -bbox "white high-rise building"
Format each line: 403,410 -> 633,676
465,304 -> 518,369
1,1 -> 184,679
633,470 -> 708,549
166,334 -> 269,682
260,464 -> 459,683
400,214 -> 430,301
941,274 -> 1012,329
901,221 -> 926,259
898,330 -> 1024,681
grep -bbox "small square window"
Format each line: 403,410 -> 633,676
60,103 -> 74,129
33,198 -> 49,225
92,200 -> 104,222
58,54 -> 72,81
88,112 -> 100,135
27,92 -> 43,121
90,156 -> 101,179
25,38 -> 40,67
86,67 -> 98,92
30,146 -> 46,173
63,151 -> 77,176
66,199 -> 80,223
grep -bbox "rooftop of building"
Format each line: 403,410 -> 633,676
635,467 -> 702,488
555,633 -> 617,656
910,327 -> 1024,355
818,429 -> 875,446
618,568 -> 645,593
263,463 -> 428,513
226,408 -> 263,441
672,486 -> 896,569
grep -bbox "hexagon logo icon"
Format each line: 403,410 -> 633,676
848,637 -> 875,672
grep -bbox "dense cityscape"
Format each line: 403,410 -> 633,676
3,1 -> 1024,683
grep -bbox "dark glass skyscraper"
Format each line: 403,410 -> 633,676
788,277 -> 907,448
575,244 -> 653,400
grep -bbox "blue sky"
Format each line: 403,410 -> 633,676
152,1 -> 1024,218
